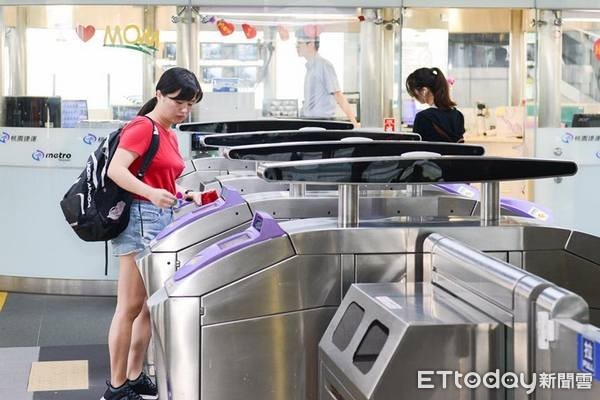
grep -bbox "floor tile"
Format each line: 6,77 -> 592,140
28,360 -> 88,392
0,347 -> 40,389
38,344 -> 109,389
0,313 -> 43,347
0,388 -> 33,400
37,296 -> 115,347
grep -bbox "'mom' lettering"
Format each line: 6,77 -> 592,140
104,25 -> 159,49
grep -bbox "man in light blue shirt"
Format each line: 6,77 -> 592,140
296,26 -> 359,127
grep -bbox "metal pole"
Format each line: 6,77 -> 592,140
176,3 -> 199,121
481,181 -> 500,224
338,184 -> 359,228
510,10 -> 525,107
289,183 -> 306,197
142,6 -> 157,103
7,7 -> 28,96
359,8 -> 383,127
537,10 -> 562,128
382,8 -> 395,119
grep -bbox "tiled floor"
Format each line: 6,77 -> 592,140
0,292 -> 116,399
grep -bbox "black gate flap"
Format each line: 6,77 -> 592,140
201,130 -> 420,148
178,118 -> 354,132
225,140 -> 484,162
257,156 -> 577,184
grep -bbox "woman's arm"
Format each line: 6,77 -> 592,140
107,148 -> 177,208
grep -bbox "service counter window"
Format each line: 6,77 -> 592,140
191,7 -> 360,123
400,8 -> 535,141
560,10 -> 600,128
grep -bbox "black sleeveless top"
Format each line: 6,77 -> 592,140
412,107 -> 465,142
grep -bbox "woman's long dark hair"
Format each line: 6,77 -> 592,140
405,67 -> 456,109
138,67 -> 203,116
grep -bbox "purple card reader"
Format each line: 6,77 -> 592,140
174,211 -> 287,281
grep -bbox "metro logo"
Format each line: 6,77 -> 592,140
31,149 -> 72,161
0,131 -> 10,144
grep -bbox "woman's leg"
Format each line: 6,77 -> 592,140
108,253 -> 146,387
126,301 -> 151,379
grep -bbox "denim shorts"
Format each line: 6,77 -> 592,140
111,200 -> 173,257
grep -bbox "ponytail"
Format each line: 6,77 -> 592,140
406,67 -> 456,110
137,97 -> 158,116
430,67 -> 456,109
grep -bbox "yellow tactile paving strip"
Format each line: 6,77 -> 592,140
27,360 -> 89,392
0,292 -> 7,311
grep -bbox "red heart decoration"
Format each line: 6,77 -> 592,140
216,20 -> 235,36
242,23 -> 257,39
75,25 -> 95,42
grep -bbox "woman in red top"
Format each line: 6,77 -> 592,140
102,67 -> 203,400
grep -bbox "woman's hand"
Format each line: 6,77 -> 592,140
147,188 -> 178,208
184,189 -> 219,206
184,191 -> 203,206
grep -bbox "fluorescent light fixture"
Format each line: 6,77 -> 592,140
562,10 -> 600,22
200,6 -> 358,20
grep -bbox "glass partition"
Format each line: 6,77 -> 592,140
192,7 -> 360,123
0,5 -> 540,133
532,9 -> 600,237
0,5 -> 362,127
560,10 -> 600,127
400,8 -> 535,142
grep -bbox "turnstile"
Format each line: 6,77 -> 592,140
140,140 -> 485,298
142,140 -> 485,378
148,156 -> 600,400
319,233 -> 599,399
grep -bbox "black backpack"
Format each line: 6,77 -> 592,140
60,116 -> 160,243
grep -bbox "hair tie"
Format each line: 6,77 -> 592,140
431,69 -> 438,76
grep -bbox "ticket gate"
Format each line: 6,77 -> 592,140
142,140 -> 484,377
148,156 -> 600,400
178,118 -> 354,180
176,130 -> 420,196
319,233 -> 600,399
139,140 -> 485,298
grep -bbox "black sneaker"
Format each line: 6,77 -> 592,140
128,372 -> 158,400
101,380 -> 143,400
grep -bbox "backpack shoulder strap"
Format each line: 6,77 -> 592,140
136,115 -> 160,179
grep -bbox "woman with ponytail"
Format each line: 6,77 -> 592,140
405,67 -> 465,142
102,67 -> 203,400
